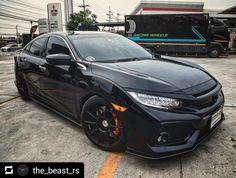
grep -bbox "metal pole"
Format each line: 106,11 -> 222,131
108,6 -> 111,31
117,10 -> 120,31
79,0 -> 89,20
109,6 -> 111,23
16,25 -> 19,44
83,0 -> 86,14
117,10 -> 119,22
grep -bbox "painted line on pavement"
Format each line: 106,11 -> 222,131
0,96 -> 20,106
97,152 -> 124,178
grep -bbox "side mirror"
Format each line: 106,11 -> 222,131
46,54 -> 73,65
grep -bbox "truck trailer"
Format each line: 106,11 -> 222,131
125,14 -> 229,57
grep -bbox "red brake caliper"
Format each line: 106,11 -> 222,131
112,112 -> 121,137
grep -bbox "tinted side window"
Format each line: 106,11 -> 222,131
29,37 -> 47,57
212,20 -> 224,27
46,36 -> 70,55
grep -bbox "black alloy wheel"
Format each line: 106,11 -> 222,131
15,67 -> 30,100
82,96 -> 125,151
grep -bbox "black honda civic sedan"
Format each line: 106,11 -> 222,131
14,31 -> 224,159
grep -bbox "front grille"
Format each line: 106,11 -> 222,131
193,84 -> 217,97
178,79 -> 217,95
194,93 -> 219,109
182,84 -> 222,110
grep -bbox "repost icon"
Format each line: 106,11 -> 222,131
5,165 -> 13,175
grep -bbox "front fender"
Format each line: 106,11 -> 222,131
77,75 -> 133,123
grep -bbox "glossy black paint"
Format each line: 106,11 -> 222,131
15,31 -> 224,159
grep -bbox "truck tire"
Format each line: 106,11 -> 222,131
208,47 -> 221,58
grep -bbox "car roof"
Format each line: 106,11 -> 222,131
43,31 -> 116,37
30,31 -> 121,46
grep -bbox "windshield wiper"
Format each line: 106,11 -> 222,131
92,57 -> 153,63
114,57 -> 153,62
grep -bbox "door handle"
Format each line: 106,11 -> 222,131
39,65 -> 47,72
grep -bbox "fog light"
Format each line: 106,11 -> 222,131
157,132 -> 168,144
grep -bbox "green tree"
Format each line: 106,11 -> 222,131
66,9 -> 98,31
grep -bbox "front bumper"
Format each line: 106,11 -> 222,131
121,91 -> 224,159
126,115 -> 224,159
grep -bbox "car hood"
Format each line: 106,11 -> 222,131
91,59 -> 212,93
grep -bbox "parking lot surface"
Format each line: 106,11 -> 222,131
0,54 -> 236,178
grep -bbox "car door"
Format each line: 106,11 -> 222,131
38,35 -> 78,117
19,37 -> 47,97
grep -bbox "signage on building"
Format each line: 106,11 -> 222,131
38,18 -> 49,34
47,3 -> 63,32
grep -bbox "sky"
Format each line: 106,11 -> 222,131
0,0 -> 235,35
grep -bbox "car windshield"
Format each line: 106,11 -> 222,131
69,34 -> 153,62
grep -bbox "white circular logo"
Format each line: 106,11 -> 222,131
126,20 -> 136,34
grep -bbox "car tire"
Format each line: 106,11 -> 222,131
208,47 -> 220,58
81,96 -> 126,151
15,66 -> 30,101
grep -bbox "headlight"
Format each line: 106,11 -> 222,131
128,91 -> 182,109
